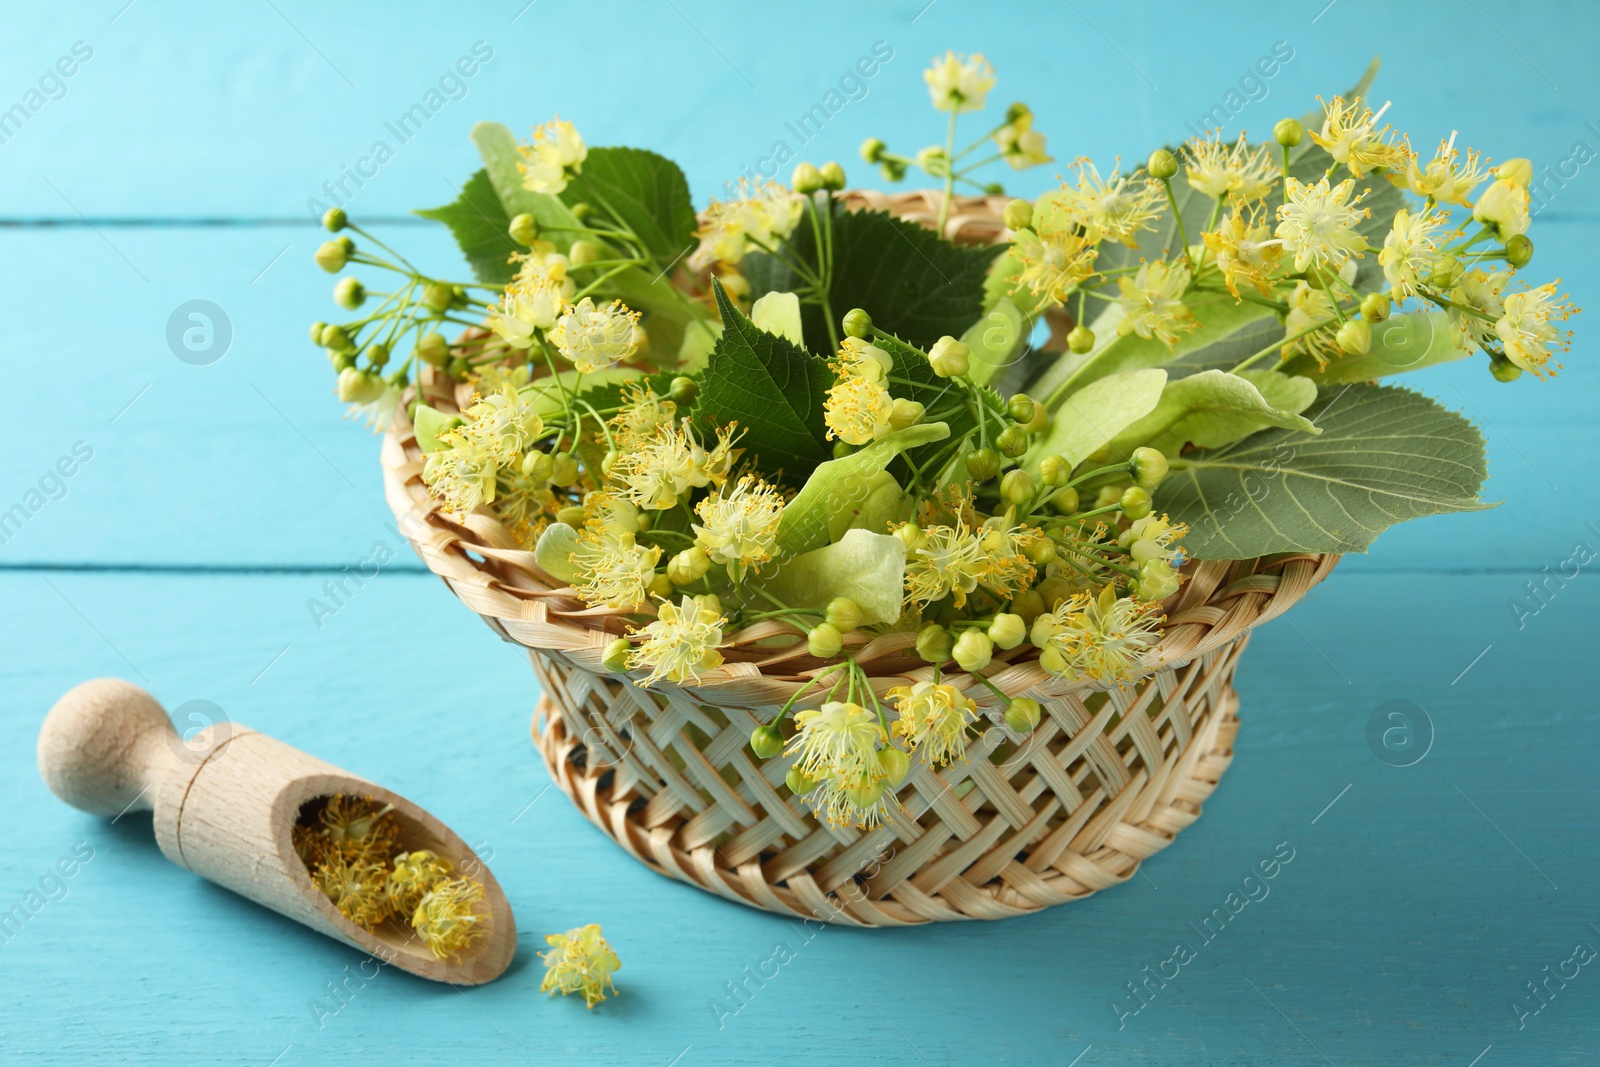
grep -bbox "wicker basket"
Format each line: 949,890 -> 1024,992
379,191 -> 1339,926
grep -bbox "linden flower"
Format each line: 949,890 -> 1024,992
1393,134 -> 1489,205
518,117 -> 587,195
1310,95 -> 1406,178
570,528 -> 661,610
786,700 -> 893,826
465,383 -> 546,456
1275,176 -> 1370,274
1011,224 -> 1099,303
888,680 -> 977,767
423,425 -> 502,515
693,476 -> 785,578
540,925 -> 621,1009
318,795 -> 397,860
386,850 -> 454,916
923,51 -> 995,112
1116,260 -> 1196,349
609,384 -> 677,451
904,524 -> 989,608
1202,207 -> 1282,299
1121,513 -> 1188,567
1472,176 -> 1531,237
610,421 -> 737,510
1378,208 -> 1445,302
690,179 -> 805,270
1495,282 -> 1577,378
1446,268 -> 1510,353
1183,132 -> 1276,200
548,298 -> 645,373
1038,585 -> 1165,684
628,594 -> 726,686
824,374 -> 894,445
995,107 -> 1052,169
412,878 -> 486,961
976,522 -> 1040,601
490,272 -> 571,349
312,854 -> 390,930
1281,281 -> 1340,365
1058,159 -> 1165,247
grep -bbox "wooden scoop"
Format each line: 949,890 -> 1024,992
37,678 -> 515,984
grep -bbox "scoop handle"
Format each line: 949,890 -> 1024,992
38,678 -> 181,817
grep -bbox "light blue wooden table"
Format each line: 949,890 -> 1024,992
3,2 -> 1597,1063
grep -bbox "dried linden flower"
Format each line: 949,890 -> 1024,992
412,878 -> 487,961
313,853 -> 391,931
318,795 -> 398,860
387,850 -> 454,916
540,924 -> 621,1009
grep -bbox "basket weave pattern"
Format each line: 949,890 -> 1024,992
379,191 -> 1338,925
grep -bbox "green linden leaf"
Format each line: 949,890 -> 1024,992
560,146 -> 697,276
1108,369 -> 1320,459
743,207 -> 1003,351
756,528 -> 908,626
1025,368 -> 1167,469
1155,382 -> 1490,559
1283,311 -> 1468,383
776,421 -> 950,556
414,168 -> 521,285
697,279 -> 835,486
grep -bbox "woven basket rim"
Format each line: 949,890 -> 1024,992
378,189 -> 1339,709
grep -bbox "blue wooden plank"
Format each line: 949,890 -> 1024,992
0,569 -> 1595,1065
0,1 -> 1595,220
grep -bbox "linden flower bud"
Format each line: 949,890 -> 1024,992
648,573 -> 674,601
860,137 -> 887,164
880,159 -> 908,182
1504,233 -> 1534,269
784,766 -> 818,795
667,546 -> 711,586
415,331 -> 449,367
309,321 -> 328,345
314,240 -> 347,273
556,505 -> 587,527
550,453 -> 580,487
1010,589 -> 1045,624
1007,394 -> 1037,425
1067,324 -> 1095,354
1497,158 -> 1533,186
1130,446 -> 1168,490
916,145 -> 951,178
1005,697 -> 1042,733
952,630 -> 993,672
820,161 -> 846,190
889,398 -> 925,431
569,239 -> 600,266
842,307 -> 874,340
792,161 -> 825,194
334,277 -> 365,310
1121,486 -> 1153,520
668,375 -> 698,405
1274,117 -> 1305,147
965,447 -> 1000,482
1336,317 -> 1372,355
825,596 -> 863,632
322,207 -> 348,232
893,523 -> 926,551
1429,254 -> 1465,290
808,622 -> 844,659
1137,558 -> 1181,601
988,612 -> 1027,650
1024,536 -> 1056,565
1000,468 -> 1036,506
1360,292 -> 1392,323
422,282 -> 453,312
1049,486 -> 1080,515
1146,148 -> 1179,180
1038,454 -> 1069,487
523,450 -> 554,481
928,335 -> 970,378
508,212 -> 538,246
916,623 -> 953,663
601,638 -> 632,673
1002,198 -> 1034,231
1490,355 -> 1523,382
337,367 -> 385,404
750,724 -> 784,759
1030,613 -> 1058,648
320,323 -> 352,351
878,746 -> 910,786
996,424 -> 1030,458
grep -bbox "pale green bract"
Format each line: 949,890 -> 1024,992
775,422 -> 950,556
1025,368 -> 1166,470
756,529 -> 908,627
1106,369 -> 1319,459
